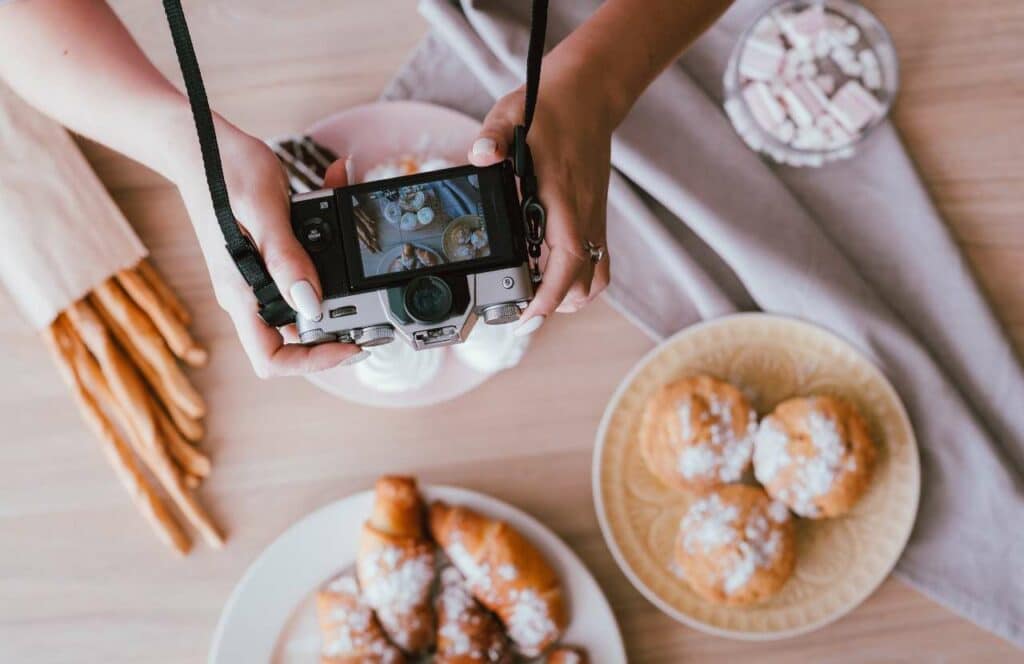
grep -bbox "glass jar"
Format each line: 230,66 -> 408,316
723,0 -> 899,167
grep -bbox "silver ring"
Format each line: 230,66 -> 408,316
584,240 -> 605,264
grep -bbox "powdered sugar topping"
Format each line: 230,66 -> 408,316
359,543 -> 434,648
505,587 -> 557,656
756,408 -> 854,517
679,493 -> 787,596
674,393 -> 757,483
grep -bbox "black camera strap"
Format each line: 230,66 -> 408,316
515,0 -> 549,284
161,0 -> 548,325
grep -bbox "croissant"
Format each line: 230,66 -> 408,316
316,573 -> 404,664
429,501 -> 567,657
357,476 -> 436,654
547,647 -> 589,664
434,566 -> 513,663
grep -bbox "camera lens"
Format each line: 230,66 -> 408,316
403,276 -> 453,323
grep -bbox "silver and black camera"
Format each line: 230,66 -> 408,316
291,162 -> 535,350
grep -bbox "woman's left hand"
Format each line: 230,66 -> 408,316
468,69 -> 614,336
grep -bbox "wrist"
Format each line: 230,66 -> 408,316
543,40 -> 640,130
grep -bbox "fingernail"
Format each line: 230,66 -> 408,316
472,137 -> 496,156
513,315 -> 545,337
344,156 -> 356,183
289,280 -> 322,321
340,350 -> 371,366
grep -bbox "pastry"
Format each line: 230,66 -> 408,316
434,566 -> 513,663
639,375 -> 758,491
357,476 -> 436,654
753,395 -> 875,517
429,501 -> 567,657
316,573 -> 404,664
674,484 -> 795,606
546,647 -> 589,664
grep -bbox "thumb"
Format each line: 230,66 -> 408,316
468,98 -> 518,167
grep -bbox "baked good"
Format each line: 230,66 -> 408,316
674,484 -> 795,606
640,375 -> 758,491
357,476 -> 436,654
753,395 -> 876,517
316,573 -> 404,663
434,566 -> 513,663
546,646 -> 589,663
429,501 -> 567,657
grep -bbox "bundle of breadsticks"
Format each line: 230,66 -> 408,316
42,260 -> 220,555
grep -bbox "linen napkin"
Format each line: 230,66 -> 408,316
383,0 -> 1024,646
0,82 -> 147,329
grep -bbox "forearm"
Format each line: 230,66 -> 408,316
545,0 -> 734,126
0,0 -> 198,181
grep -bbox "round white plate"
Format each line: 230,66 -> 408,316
303,101 -> 522,408
210,485 -> 626,663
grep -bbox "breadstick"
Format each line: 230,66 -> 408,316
91,282 -> 206,418
117,268 -> 208,368
64,300 -> 224,548
156,403 -> 211,479
136,259 -> 191,326
44,318 -> 191,555
92,295 -> 204,442
184,474 -> 201,490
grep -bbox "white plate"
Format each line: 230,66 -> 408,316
210,485 -> 626,663
303,101 -> 524,408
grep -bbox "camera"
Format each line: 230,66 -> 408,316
291,161 -> 535,350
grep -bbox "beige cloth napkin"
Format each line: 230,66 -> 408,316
383,0 -> 1024,646
0,82 -> 147,329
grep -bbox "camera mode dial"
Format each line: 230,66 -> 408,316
356,325 -> 396,347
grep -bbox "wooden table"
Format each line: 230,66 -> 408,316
1,1 -> 1021,662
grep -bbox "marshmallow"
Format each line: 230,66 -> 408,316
815,73 -> 837,94
863,66 -> 882,89
739,34 -> 786,80
777,4 -> 828,49
799,61 -> 819,78
743,81 -> 788,130
829,80 -> 884,133
792,126 -> 829,150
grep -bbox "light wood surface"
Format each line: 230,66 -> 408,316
1,1 -> 1021,662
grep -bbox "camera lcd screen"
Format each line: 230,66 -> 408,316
350,172 -> 494,280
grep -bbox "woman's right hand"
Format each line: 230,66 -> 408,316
172,123 -> 367,378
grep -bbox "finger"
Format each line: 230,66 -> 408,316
515,245 -> 586,336
225,302 -> 364,378
323,156 -> 351,188
468,96 -> 520,166
556,259 -> 596,314
591,253 -> 611,297
236,179 -> 324,323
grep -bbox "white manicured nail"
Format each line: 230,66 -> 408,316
340,350 -> 371,366
344,156 -> 356,184
471,137 -> 496,156
289,280 -> 322,321
513,315 -> 545,337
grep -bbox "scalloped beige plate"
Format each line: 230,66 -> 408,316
593,313 -> 920,640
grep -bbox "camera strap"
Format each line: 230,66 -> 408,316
161,0 -> 549,325
514,0 -> 549,284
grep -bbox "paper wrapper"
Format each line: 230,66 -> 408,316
0,82 -> 147,329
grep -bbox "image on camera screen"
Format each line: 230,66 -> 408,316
351,173 -> 491,279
